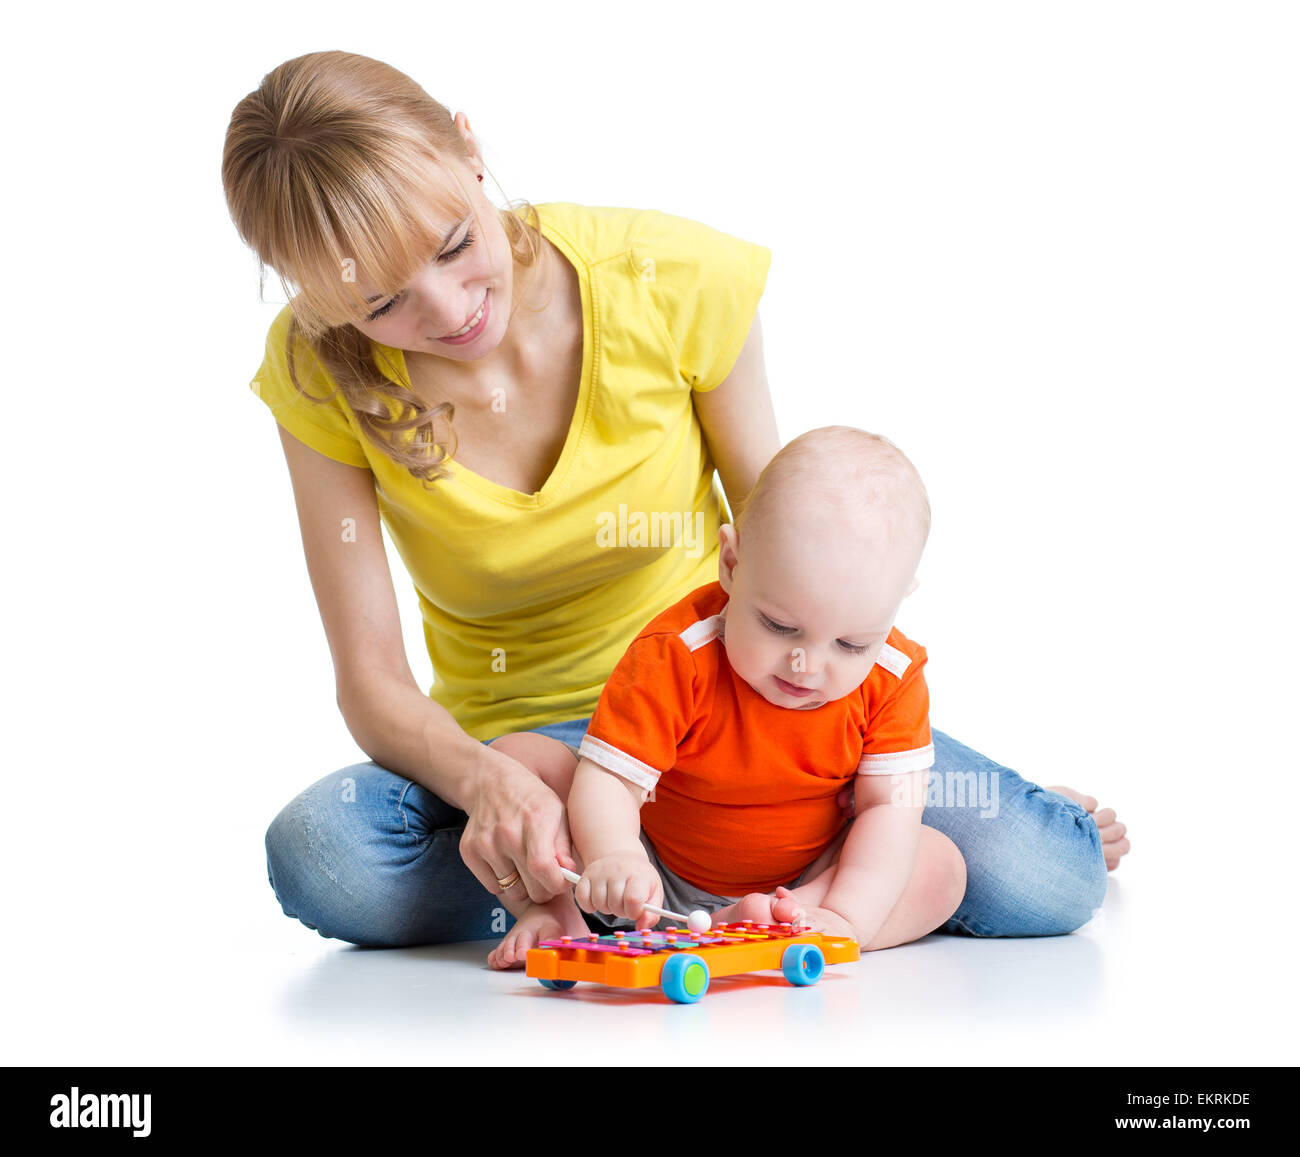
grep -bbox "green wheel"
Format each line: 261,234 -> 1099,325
538,978 -> 577,991
661,953 -> 710,1003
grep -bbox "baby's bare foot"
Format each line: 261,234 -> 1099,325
1045,785 -> 1131,871
708,888 -> 805,928
800,906 -> 856,941
487,898 -> 589,971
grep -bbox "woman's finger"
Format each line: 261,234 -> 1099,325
554,814 -> 578,874
458,829 -> 520,901
517,810 -> 569,903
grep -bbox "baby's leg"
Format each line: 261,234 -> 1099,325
706,824 -> 852,928
488,732 -> 580,801
787,825 -> 967,950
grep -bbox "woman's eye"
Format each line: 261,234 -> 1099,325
439,228 -> 475,263
365,230 -> 477,322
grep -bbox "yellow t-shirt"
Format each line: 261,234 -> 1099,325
248,202 -> 771,741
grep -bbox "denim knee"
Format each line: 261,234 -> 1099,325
264,769 -> 356,942
263,761 -> 482,947
945,789 -> 1109,938
1044,798 -> 1111,933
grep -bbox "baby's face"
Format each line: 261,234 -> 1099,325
717,517 -> 920,711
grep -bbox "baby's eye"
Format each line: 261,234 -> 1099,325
759,612 -> 871,654
757,612 -> 796,635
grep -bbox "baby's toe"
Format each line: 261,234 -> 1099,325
734,893 -> 774,923
771,887 -> 805,924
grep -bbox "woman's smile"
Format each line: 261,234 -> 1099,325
436,288 -> 491,344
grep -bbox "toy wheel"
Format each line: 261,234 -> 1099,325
538,979 -> 577,991
782,943 -> 825,986
661,953 -> 710,1004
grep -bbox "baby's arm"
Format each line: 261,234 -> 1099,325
567,757 -> 665,929
818,767 -> 928,944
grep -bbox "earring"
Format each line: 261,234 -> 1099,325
477,174 -> 483,182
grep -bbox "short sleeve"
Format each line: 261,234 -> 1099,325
247,305 -> 371,468
577,632 -> 701,798
634,210 -> 772,394
857,642 -> 935,775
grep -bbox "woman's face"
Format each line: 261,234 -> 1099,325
350,157 -> 516,361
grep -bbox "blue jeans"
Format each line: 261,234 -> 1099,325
264,719 -> 1109,946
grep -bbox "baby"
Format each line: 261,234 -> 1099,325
487,426 -> 966,967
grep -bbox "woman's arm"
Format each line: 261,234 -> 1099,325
692,311 -> 781,524
273,423 -> 484,803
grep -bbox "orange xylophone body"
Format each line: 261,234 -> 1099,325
525,920 -> 859,1003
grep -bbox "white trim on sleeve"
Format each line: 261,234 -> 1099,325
578,736 -> 663,801
679,613 -> 724,652
856,743 -> 935,775
872,642 -> 912,679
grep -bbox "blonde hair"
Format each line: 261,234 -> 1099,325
222,51 -> 547,484
736,426 -> 931,552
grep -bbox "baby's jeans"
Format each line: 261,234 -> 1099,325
263,719 -> 1109,946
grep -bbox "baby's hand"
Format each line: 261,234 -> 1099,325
575,852 -> 664,931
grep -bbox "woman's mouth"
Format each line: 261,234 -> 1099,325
439,289 -> 490,344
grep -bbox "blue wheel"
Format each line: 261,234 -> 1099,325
782,943 -> 825,986
661,953 -> 710,1004
538,978 -> 577,991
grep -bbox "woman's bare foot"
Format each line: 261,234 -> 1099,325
708,885 -> 805,928
1045,785 -> 1131,870
487,896 -> 590,971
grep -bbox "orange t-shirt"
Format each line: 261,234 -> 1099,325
576,581 -> 935,895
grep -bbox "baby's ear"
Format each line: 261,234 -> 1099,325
904,576 -> 920,597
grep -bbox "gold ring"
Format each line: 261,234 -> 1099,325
496,870 -> 521,892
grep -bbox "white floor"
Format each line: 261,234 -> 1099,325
8,837 -> 1292,1066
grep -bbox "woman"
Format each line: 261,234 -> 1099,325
224,51 -> 1129,955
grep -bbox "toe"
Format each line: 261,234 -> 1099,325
1104,837 -> 1132,870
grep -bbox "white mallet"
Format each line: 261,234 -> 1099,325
559,866 -> 712,933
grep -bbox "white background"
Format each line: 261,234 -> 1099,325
2,0 -> 1296,1065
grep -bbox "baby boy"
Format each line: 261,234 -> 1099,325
488,426 -> 966,966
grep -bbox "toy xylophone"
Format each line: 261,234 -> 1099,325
525,919 -> 859,1003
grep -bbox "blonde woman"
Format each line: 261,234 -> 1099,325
224,51 -> 1129,959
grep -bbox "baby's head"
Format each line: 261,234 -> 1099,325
717,426 -> 930,710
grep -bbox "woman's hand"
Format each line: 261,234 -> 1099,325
459,744 -> 579,906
